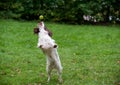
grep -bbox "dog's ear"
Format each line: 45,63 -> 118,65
44,27 -> 53,37
34,28 -> 39,34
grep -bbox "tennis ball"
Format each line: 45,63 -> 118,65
39,15 -> 44,20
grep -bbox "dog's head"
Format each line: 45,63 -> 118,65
33,21 -> 52,37
38,21 -> 45,30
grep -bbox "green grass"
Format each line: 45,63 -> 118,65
0,19 -> 120,85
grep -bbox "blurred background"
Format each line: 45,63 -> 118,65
0,0 -> 120,24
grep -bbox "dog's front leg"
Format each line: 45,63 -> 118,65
55,61 -> 63,83
53,49 -> 63,83
37,42 -> 41,48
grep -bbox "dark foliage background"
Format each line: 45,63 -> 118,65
0,0 -> 119,24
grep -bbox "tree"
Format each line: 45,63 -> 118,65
0,0 -> 119,24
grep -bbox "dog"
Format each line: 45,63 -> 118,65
34,22 -> 63,83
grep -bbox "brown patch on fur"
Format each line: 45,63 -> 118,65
34,28 -> 39,34
53,45 -> 57,48
44,27 -> 53,37
39,45 -> 43,48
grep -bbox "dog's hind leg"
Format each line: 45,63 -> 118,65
47,67 -> 52,82
57,67 -> 63,83
55,62 -> 63,83
46,58 -> 52,82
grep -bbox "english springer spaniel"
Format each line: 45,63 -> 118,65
34,22 -> 63,83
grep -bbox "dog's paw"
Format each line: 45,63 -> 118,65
53,45 -> 57,48
37,45 -> 43,48
39,45 -> 43,48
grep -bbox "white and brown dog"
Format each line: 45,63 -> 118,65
34,22 -> 63,83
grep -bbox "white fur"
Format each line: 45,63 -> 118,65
37,22 -> 62,83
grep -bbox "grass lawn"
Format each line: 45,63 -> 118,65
0,19 -> 120,85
